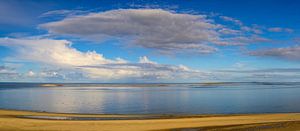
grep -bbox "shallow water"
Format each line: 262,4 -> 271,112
0,82 -> 300,114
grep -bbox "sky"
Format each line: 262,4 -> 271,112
0,0 -> 300,83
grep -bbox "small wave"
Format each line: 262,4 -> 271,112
20,115 -> 162,120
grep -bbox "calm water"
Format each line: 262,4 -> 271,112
0,82 -> 300,114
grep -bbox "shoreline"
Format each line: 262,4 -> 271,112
3,108 -> 300,116
0,109 -> 300,130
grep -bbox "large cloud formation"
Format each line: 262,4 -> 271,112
40,9 -> 268,55
40,9 -> 219,54
0,38 -> 207,81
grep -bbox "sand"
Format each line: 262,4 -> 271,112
0,109 -> 299,131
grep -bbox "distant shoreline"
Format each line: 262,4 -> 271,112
1,81 -> 299,88
0,109 -> 299,130
40,84 -> 64,87
1,81 -> 300,84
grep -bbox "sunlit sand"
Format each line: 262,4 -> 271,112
0,109 -> 299,131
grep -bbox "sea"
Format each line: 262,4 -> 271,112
0,82 -> 299,114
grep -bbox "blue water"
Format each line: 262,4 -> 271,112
0,82 -> 300,114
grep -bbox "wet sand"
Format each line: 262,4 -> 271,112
0,109 -> 299,131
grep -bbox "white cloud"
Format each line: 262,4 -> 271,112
139,56 -> 157,64
27,70 -> 35,77
0,38 -> 123,67
0,37 -> 206,81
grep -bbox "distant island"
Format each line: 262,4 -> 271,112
40,84 -> 63,87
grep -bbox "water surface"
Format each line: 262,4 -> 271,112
0,82 -> 299,114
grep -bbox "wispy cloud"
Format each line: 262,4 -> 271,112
217,68 -> 300,73
215,68 -> 300,82
268,27 -> 294,33
219,16 -> 243,26
39,9 -> 90,18
249,45 -> 300,60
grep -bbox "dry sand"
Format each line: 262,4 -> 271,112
0,109 -> 299,131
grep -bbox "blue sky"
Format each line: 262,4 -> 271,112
0,0 -> 300,82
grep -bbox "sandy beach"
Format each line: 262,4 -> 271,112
0,109 -> 299,131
